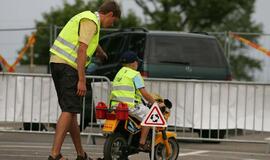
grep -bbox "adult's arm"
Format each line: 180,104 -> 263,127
76,19 -> 96,96
76,42 -> 88,96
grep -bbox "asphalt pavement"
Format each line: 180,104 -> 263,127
0,132 -> 270,160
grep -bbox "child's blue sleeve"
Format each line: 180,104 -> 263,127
133,75 -> 144,89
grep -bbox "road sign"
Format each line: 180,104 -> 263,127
141,102 -> 167,127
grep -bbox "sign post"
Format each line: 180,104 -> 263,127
151,126 -> 156,160
141,102 -> 167,160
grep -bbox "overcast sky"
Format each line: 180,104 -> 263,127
0,0 -> 269,63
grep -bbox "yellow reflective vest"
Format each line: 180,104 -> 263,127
50,11 -> 100,68
111,67 -> 143,108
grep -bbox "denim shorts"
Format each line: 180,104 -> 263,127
50,63 -> 82,113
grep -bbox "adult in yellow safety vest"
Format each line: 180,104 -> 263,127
48,1 -> 121,160
110,51 -> 156,151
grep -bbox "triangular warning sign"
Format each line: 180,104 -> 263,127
141,102 -> 167,127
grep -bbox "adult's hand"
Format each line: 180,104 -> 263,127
96,45 -> 108,62
77,80 -> 87,96
96,50 -> 108,62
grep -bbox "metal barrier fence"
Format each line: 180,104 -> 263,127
144,78 -> 270,143
0,72 -> 110,136
91,78 -> 270,143
1,73 -> 270,143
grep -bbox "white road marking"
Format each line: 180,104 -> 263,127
179,150 -> 209,157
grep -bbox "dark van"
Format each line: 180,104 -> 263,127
89,28 -> 231,81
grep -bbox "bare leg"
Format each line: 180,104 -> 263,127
50,112 -> 72,159
69,114 -> 85,156
140,126 -> 150,144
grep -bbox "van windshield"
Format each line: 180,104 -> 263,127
149,35 -> 227,67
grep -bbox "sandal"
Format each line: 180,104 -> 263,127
76,152 -> 93,160
138,143 -> 151,152
48,153 -> 68,160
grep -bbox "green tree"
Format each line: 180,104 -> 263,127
134,0 -> 263,80
21,0 -> 103,65
21,0 -> 141,66
118,10 -> 142,28
230,54 -> 261,81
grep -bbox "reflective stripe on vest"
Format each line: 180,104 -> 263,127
110,67 -> 143,108
111,96 -> 134,103
112,85 -> 134,92
57,36 -> 77,50
50,11 -> 100,68
51,37 -> 90,63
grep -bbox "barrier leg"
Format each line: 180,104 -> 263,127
87,134 -> 96,145
265,137 -> 270,154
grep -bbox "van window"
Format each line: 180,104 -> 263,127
127,34 -> 146,60
99,37 -> 109,51
150,36 -> 227,67
99,35 -> 125,64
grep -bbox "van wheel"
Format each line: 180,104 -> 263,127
23,123 -> 47,131
195,129 -> 225,139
